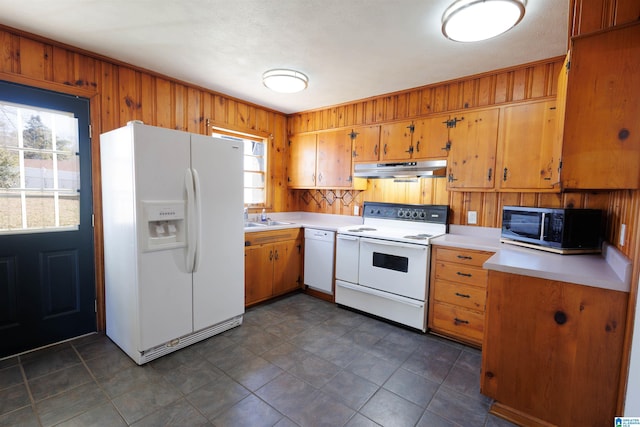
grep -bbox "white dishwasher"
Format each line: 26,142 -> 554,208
304,228 -> 336,295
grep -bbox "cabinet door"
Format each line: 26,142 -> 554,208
412,114 -> 450,160
244,245 -> 273,305
272,238 -> 302,295
447,109 -> 499,189
380,121 -> 414,161
482,271 -> 627,426
497,100 -> 560,190
316,130 -> 352,188
288,134 -> 317,188
560,23 -> 640,189
352,125 -> 381,163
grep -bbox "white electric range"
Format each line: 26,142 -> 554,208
335,202 -> 448,332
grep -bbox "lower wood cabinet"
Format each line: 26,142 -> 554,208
428,246 -> 494,347
244,228 -> 303,307
481,270 -> 628,427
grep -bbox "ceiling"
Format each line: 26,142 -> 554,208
0,0 -> 569,114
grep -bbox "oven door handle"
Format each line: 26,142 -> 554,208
337,282 -> 425,308
361,237 -> 428,251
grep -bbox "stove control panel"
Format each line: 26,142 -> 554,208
363,202 -> 448,225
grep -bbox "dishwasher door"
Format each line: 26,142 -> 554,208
304,228 -> 335,295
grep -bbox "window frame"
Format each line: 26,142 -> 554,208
210,127 -> 269,209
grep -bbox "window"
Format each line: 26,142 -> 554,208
211,131 -> 267,206
0,100 -> 80,233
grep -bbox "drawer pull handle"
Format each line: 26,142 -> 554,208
456,272 -> 472,277
457,255 -> 473,260
454,318 -> 469,325
455,292 -> 471,298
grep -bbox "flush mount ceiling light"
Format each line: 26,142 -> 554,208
442,0 -> 526,42
262,69 -> 309,93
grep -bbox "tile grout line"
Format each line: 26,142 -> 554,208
16,356 -> 44,427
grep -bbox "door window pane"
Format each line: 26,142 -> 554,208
0,101 -> 80,234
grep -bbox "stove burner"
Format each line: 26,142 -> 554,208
403,233 -> 433,240
347,227 -> 377,232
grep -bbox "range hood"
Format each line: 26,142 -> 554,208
353,160 -> 447,178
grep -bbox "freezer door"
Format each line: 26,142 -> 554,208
133,124 -> 194,350
190,134 -> 245,330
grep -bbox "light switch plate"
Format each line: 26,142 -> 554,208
620,224 -> 626,246
467,211 -> 477,224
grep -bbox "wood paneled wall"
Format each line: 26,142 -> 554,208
0,24 -> 290,331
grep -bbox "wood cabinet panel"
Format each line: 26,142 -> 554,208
317,130 -> 352,188
380,121 -> 413,161
447,108 -> 499,190
352,125 -> 381,163
497,100 -> 561,191
244,245 -> 273,305
272,238 -> 303,296
244,229 -> 303,307
288,134 -> 317,188
482,271 -> 628,426
412,115 -> 450,160
560,23 -> 640,189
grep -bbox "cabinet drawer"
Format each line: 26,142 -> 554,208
434,261 -> 488,288
433,279 -> 486,311
245,228 -> 302,246
435,247 -> 493,267
431,302 -> 484,343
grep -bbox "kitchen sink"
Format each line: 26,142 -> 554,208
244,222 -> 267,228
265,220 -> 293,226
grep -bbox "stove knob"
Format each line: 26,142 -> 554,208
397,210 -> 404,217
412,211 -> 418,218
376,210 -> 381,215
419,211 -> 426,218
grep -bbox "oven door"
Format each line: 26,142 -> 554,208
358,237 -> 429,300
336,234 -> 359,283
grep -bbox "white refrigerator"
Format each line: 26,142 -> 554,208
100,122 -> 244,364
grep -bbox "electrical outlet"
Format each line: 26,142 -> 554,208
620,224 -> 626,246
467,211 -> 477,224
354,205 -> 360,216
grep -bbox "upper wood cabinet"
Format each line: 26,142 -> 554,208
351,125 -> 381,163
558,22 -> 640,190
496,100 -> 561,191
380,121 -> 414,161
379,116 -> 450,162
413,115 -> 451,160
447,108 -> 500,190
316,130 -> 353,188
288,130 -> 365,189
288,133 -> 317,188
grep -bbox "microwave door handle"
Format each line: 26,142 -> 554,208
540,212 -> 546,240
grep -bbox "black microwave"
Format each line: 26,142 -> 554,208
501,206 -> 603,254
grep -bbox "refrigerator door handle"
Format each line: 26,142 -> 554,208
192,168 -> 202,273
185,168 -> 197,273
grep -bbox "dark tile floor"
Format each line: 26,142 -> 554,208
0,293 -> 518,427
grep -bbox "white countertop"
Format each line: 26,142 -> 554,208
244,211 -> 362,233
432,225 -> 632,293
